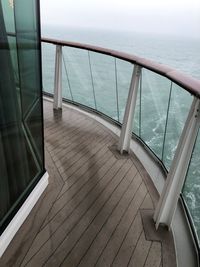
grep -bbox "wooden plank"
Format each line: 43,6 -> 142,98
44,116 -> 85,138
94,182 -> 147,267
45,117 -> 93,152
44,109 -> 84,134
140,193 -> 154,210
65,169 -> 141,267
111,213 -> 143,267
43,160 -> 134,266
59,135 -> 113,179
44,109 -> 90,137
128,232 -> 151,267
45,118 -> 93,147
51,124 -> 104,160
21,159 -> 129,266
144,242 -> 162,267
43,148 -> 114,225
17,101 -> 167,267
54,126 -> 105,168
57,145 -> 113,198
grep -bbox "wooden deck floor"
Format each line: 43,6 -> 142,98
0,99 -> 176,267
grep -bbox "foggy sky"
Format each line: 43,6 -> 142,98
40,0 -> 200,37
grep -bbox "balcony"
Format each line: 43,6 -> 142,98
0,98 -> 175,267
1,37 -> 200,266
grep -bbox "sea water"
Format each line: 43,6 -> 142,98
42,25 -> 200,240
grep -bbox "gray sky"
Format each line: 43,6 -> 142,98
40,0 -> 200,37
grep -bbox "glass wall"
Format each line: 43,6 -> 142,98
0,0 -> 44,234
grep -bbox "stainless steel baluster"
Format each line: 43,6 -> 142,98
154,97 -> 200,229
118,64 -> 142,154
54,45 -> 62,109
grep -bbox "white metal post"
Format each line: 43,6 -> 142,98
53,45 -> 62,109
154,97 -> 200,229
118,64 -> 141,154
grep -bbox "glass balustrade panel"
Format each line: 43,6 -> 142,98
132,74 -> 141,136
139,69 -> 171,159
182,129 -> 200,244
89,52 -> 118,120
115,59 -> 133,123
42,42 -> 55,94
162,84 -> 192,169
62,47 -> 96,109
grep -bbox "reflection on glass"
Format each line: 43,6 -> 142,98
62,47 -> 96,109
132,72 -> 142,136
162,84 -> 192,169
116,59 -> 133,123
0,0 -> 44,234
2,0 -> 15,32
89,52 -> 117,119
140,69 -> 171,159
8,36 -> 19,86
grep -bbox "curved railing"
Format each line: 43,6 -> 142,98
41,37 -> 200,249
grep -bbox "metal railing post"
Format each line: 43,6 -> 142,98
53,45 -> 62,109
118,64 -> 141,154
154,97 -> 200,229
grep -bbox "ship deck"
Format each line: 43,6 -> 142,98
0,99 -> 176,267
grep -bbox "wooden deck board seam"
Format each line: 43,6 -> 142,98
55,148 -> 113,202
40,151 -> 116,230
59,135 -> 113,177
53,125 -> 106,166
38,158 -> 125,237
44,162 -> 134,266
44,112 -> 86,137
77,175 -> 142,267
39,154 -> 118,231
45,115 -> 93,147
51,122 -> 107,158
